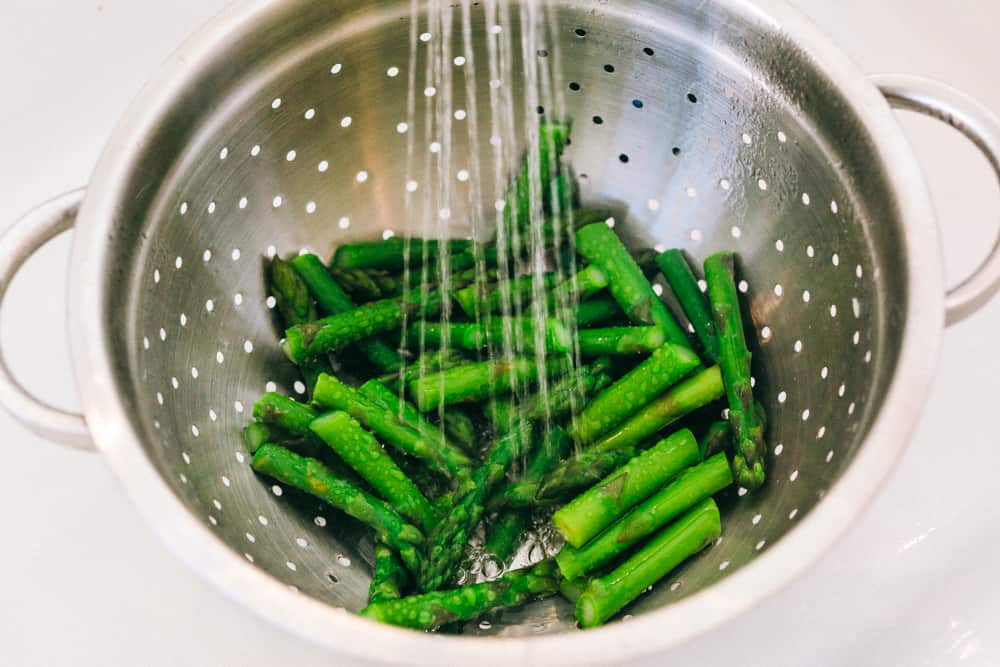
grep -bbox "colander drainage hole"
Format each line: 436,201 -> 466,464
327,573 -> 339,584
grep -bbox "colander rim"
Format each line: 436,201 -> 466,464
68,0 -> 944,663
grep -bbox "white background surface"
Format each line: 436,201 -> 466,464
1,1 -> 998,665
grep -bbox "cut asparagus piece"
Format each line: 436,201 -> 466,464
418,425 -> 533,592
575,296 -> 622,327
409,357 -> 542,413
442,410 -> 478,453
291,253 -> 403,373
559,577 -> 588,605
409,317 -> 570,354
369,542 -> 409,604
251,444 -> 423,572
252,392 -> 318,434
575,222 -> 691,350
313,373 -> 471,479
704,251 -> 766,490
540,366 -> 724,502
569,343 -> 701,445
657,249 -> 719,362
310,411 -> 437,531
453,273 -> 556,319
586,365 -> 725,457
283,286 -> 451,363
358,379 -> 448,449
552,264 -> 609,303
485,427 -> 572,561
576,326 -> 666,356
487,360 -> 611,430
362,560 -> 559,630
556,453 -> 732,580
328,266 -> 392,303
332,237 -> 473,271
552,429 -> 700,548
269,257 -> 316,327
377,349 -> 466,391
576,499 -> 721,628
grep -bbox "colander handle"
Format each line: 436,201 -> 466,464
0,189 -> 93,451
873,74 -> 1000,326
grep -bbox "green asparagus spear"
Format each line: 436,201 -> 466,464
576,326 -> 666,356
488,361 -> 611,428
559,577 -> 588,605
576,499 -> 721,628
485,427 -> 572,561
551,264 -> 609,303
283,286 -> 451,363
362,560 -> 560,630
586,365 -> 725,458
418,425 -> 533,592
575,222 -> 691,350
453,274 -> 556,319
704,252 -> 766,490
332,237 -> 473,271
312,373 -> 471,479
291,253 -> 404,373
268,257 -> 327,393
358,379 -> 448,449
252,392 -> 318,434
569,343 -> 701,445
484,317 -> 571,353
657,249 -> 719,362
409,358 -> 540,413
310,411 -> 437,531
328,266 -> 387,303
269,257 -> 316,327
409,321 -> 485,351
540,366 -> 724,502
575,296 -> 622,327
552,429 -> 699,548
251,444 -> 423,571
369,543 -> 410,604
556,453 -> 732,580
377,349 -> 466,391
242,421 -> 293,454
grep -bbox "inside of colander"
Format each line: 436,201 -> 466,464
112,0 -> 904,636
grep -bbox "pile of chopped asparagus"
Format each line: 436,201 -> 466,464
244,123 -> 768,631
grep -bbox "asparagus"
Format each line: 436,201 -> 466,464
576,326 -> 666,356
485,427 -> 572,561
332,237 -> 473,271
551,264 -> 609,303
453,274 -> 556,319
242,421 -> 292,455
552,429 -> 700,548
410,317 -> 571,354
313,373 -> 472,479
328,266 -> 391,303
575,222 -> 691,350
418,425 -> 533,592
269,257 -> 316,327
361,560 -> 560,630
268,257 -> 327,393
377,349 -> 466,391
704,252 -> 766,490
291,253 -> 403,373
488,361 -> 611,429
499,123 -> 571,240
251,444 -> 423,572
283,286 -> 451,363
586,365 -> 725,457
540,366 -> 724,502
252,392 -> 318,434
409,357 -> 543,413
310,411 -> 437,531
559,577 -> 588,605
657,249 -> 719,362
576,499 -> 721,628
369,543 -> 409,604
358,379 -> 447,449
569,343 -> 701,446
556,453 -> 732,580
575,296 -> 622,327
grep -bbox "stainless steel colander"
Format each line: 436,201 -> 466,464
1,0 -> 999,664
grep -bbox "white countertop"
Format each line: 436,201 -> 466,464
1,1 -> 997,665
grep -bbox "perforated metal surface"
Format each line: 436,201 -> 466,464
84,0 -> 916,648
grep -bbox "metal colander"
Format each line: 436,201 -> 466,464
2,0 -> 999,664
